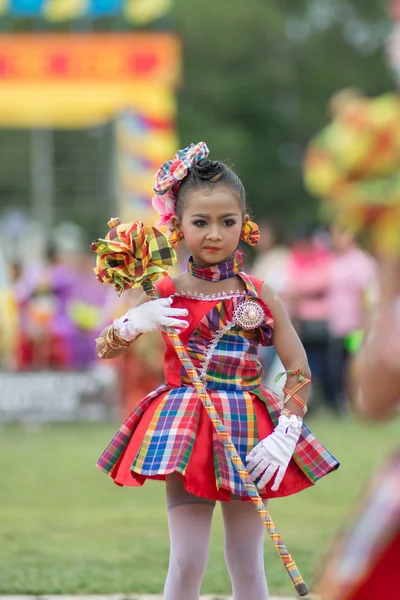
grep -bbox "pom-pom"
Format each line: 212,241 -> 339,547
240,220 -> 260,246
91,220 -> 177,295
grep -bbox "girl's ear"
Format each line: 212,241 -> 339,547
242,214 -> 250,227
170,215 -> 182,231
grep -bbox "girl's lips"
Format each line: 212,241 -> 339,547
204,246 -> 221,252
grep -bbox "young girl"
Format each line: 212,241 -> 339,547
94,142 -> 339,600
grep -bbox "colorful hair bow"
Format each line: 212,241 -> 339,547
152,142 -> 209,230
153,142 -> 209,194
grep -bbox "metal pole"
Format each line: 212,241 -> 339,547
30,128 -> 54,235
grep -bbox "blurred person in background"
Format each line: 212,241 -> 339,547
11,222 -> 112,371
283,223 -> 333,411
0,249 -> 18,370
252,219 -> 290,294
10,220 -> 91,370
12,247 -> 74,370
327,225 -> 376,416
316,256 -> 400,600
66,249 -> 109,368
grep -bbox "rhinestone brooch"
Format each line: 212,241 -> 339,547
233,299 -> 265,330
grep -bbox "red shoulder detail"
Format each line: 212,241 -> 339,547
240,272 -> 264,296
248,275 -> 264,296
155,275 -> 176,298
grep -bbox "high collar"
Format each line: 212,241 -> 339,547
187,251 -> 244,282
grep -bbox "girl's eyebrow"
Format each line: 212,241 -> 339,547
190,212 -> 240,218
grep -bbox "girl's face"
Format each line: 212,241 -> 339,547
172,187 -> 248,266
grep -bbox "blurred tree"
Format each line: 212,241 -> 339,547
175,0 -> 394,229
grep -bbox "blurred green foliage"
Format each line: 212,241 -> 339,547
176,0 -> 394,228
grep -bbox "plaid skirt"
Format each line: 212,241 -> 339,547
97,383 -> 339,501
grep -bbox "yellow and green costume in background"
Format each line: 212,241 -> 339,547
304,91 -> 400,256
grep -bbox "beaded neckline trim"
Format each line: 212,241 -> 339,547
173,290 -> 246,301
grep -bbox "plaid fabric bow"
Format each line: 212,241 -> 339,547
152,141 -> 210,230
91,219 -> 177,295
153,141 -> 209,195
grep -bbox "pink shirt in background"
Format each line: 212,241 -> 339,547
328,247 -> 376,338
284,245 -> 333,321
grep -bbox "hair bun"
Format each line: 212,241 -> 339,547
193,159 -> 224,181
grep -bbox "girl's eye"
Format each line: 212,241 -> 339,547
223,219 -> 236,227
192,220 -> 207,227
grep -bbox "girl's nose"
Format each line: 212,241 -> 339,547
206,226 -> 222,241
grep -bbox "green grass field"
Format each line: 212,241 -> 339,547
0,414 -> 397,596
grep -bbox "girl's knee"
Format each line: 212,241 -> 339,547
225,544 -> 264,578
169,551 -> 208,584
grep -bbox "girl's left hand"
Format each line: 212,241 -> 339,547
246,414 -> 302,491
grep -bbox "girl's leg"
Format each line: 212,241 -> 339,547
221,499 -> 269,600
163,475 -> 216,600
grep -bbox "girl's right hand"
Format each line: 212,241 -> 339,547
246,413 -> 302,491
113,297 -> 189,342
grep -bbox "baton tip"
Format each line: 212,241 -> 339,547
295,582 -> 309,597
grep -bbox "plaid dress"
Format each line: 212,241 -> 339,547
97,272 -> 339,500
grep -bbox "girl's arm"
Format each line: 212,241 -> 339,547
353,258 -> 400,420
246,283 -> 310,492
261,283 -> 311,417
96,291 -> 150,359
95,324 -> 132,359
96,290 -> 189,360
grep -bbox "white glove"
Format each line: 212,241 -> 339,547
246,414 -> 302,492
113,297 -> 189,342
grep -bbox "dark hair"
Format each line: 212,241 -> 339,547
176,159 -> 247,217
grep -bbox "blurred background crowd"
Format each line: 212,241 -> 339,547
0,0 -> 396,420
